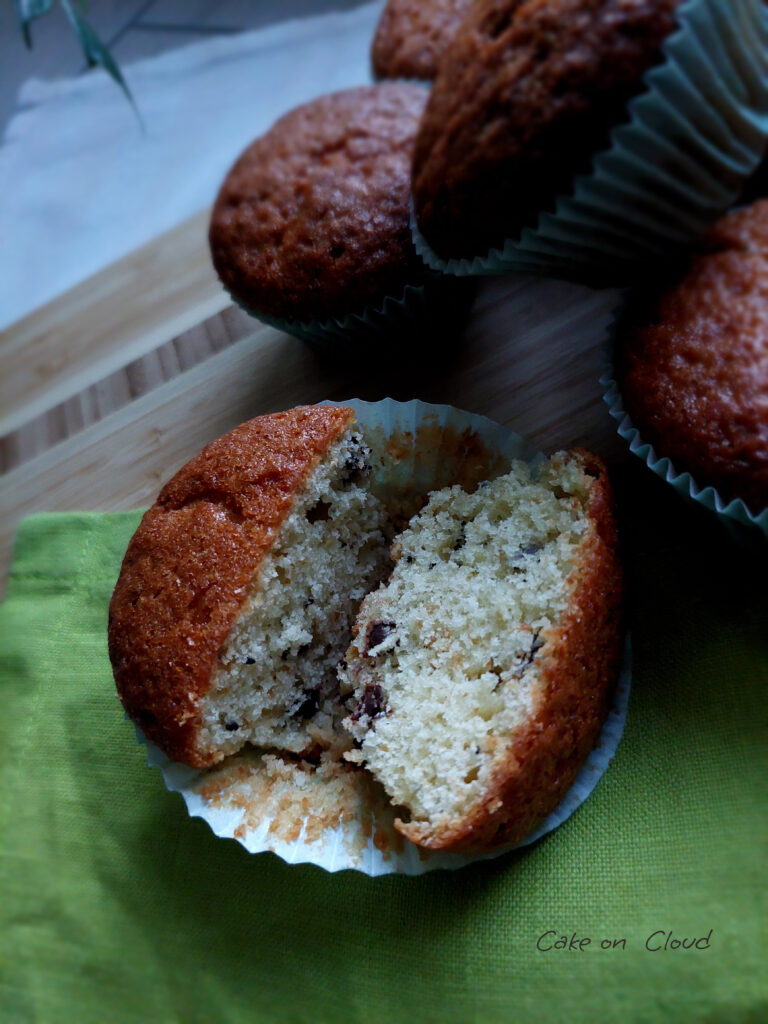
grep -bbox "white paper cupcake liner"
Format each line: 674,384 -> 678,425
411,0 -> 768,284
133,399 -> 632,874
601,363 -> 768,541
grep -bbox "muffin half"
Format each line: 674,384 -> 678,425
109,406 -> 391,768
340,450 -> 623,854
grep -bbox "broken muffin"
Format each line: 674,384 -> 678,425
340,450 -> 623,854
109,406 -> 391,768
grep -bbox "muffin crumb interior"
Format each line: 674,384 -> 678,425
340,455 -> 593,829
198,430 -> 392,760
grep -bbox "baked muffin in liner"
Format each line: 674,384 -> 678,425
230,274 -> 473,359
411,0 -> 768,284
602,360 -> 768,542
130,398 -> 631,875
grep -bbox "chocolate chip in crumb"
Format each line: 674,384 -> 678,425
306,500 -> 331,524
341,437 -> 372,484
453,522 -> 467,551
350,684 -> 386,722
224,721 -> 240,732
243,656 -> 256,665
297,643 -> 310,657
294,689 -> 321,720
512,630 -> 545,678
366,620 -> 396,653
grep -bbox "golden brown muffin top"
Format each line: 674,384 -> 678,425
617,200 -> 768,514
372,0 -> 471,81
108,406 -> 356,767
412,0 -> 681,259
209,84 -> 428,323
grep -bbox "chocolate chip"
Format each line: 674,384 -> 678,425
306,500 -> 331,524
512,630 -> 545,678
350,684 -> 386,722
224,721 -> 240,732
453,522 -> 467,551
366,621 -> 396,653
243,656 -> 256,665
341,437 -> 372,484
297,643 -> 310,657
294,689 -> 320,720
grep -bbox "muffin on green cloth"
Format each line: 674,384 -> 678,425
209,84 -> 467,352
608,200 -> 768,530
410,0 -> 768,280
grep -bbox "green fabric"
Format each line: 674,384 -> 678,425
1,465 -> 766,1024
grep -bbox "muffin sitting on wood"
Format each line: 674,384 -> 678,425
615,200 -> 768,516
412,0 -> 681,260
209,84 -> 429,329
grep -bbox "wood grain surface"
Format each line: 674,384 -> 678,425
0,209 -> 624,596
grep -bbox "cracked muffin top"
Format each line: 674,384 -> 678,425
616,200 -> 768,514
412,0 -> 681,259
209,84 -> 428,323
372,0 -> 471,81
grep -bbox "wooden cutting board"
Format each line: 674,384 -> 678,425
0,208 -> 624,596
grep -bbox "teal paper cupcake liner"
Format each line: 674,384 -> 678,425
232,273 -> 474,358
411,0 -> 768,284
601,344 -> 768,542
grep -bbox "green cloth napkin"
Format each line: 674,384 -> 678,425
1,465 -> 766,1024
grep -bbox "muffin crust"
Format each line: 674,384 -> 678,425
209,84 -> 428,322
412,0 -> 681,259
108,406 -> 356,766
372,0 -> 471,81
617,201 -> 768,514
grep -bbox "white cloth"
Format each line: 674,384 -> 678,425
0,2 -> 383,329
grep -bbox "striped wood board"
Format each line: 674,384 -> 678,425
0,207 -> 623,595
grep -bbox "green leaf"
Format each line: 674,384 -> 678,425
58,0 -> 143,125
14,0 -> 54,48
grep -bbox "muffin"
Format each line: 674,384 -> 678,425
411,0 -> 681,260
615,200 -> 768,516
341,449 -> 623,854
372,0 -> 471,81
109,406 -> 391,769
209,84 -> 428,325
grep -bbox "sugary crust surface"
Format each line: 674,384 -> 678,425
617,200 -> 768,513
398,450 -> 623,853
372,0 -> 471,81
412,0 -> 680,258
209,84 -> 428,322
108,406 -> 355,768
